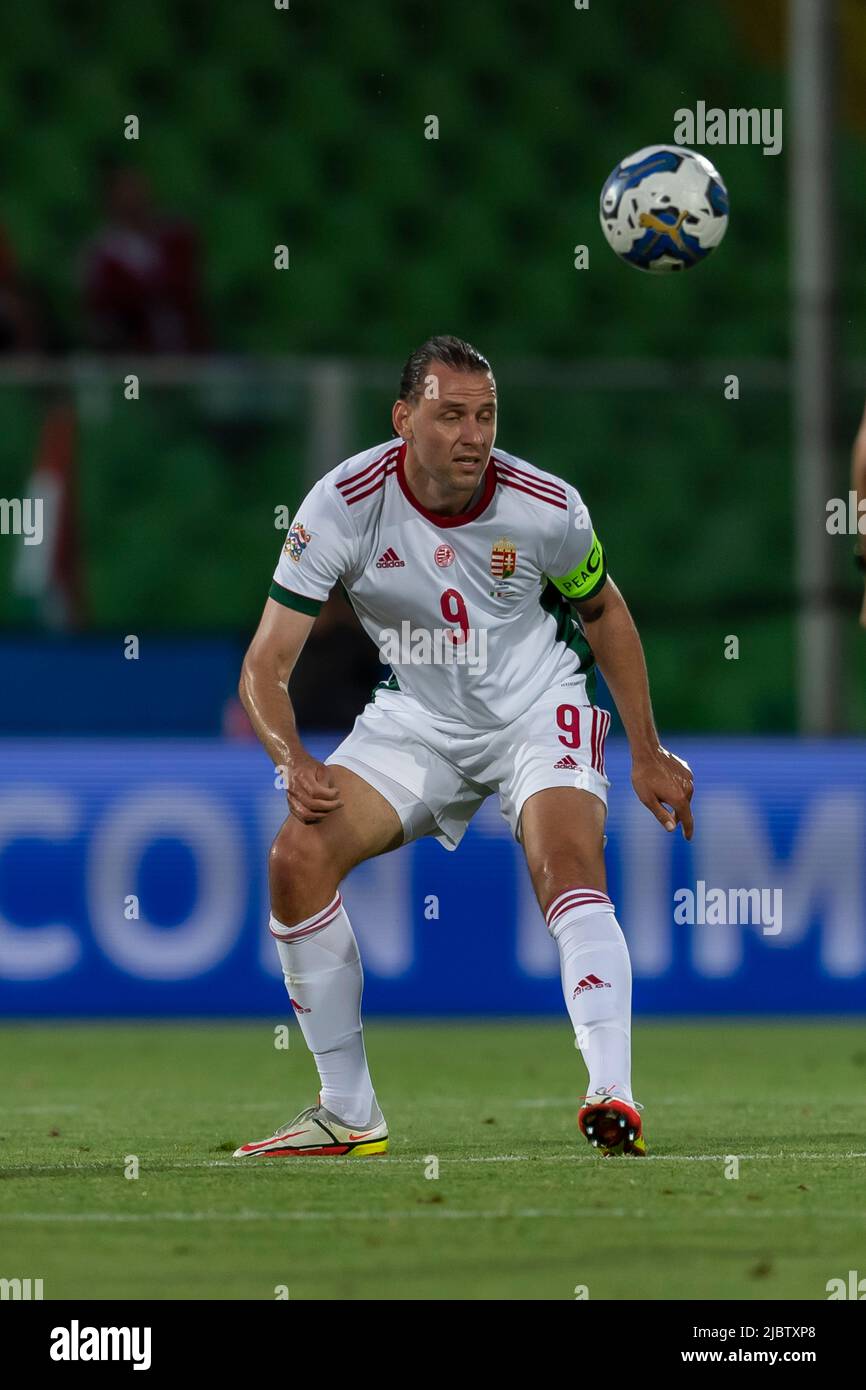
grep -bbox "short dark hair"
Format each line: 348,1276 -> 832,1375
398,335 -> 492,404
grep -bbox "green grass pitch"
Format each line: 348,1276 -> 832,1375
0,1020 -> 863,1301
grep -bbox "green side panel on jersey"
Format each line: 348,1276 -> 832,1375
540,581 -> 597,704
549,533 -> 607,601
268,581 -> 323,617
372,670 -> 401,698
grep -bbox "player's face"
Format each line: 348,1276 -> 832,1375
398,366 -> 497,498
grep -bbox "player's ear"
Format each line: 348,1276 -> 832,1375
392,398 -> 412,440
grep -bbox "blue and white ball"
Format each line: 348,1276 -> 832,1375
599,145 -> 729,272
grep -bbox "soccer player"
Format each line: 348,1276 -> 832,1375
235,336 -> 693,1160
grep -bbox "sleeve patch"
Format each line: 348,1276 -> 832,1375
284,522 -> 313,562
549,533 -> 606,600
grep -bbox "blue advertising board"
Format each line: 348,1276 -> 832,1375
0,738 -> 864,1015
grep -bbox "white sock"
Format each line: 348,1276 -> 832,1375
270,893 -> 381,1128
546,888 -> 634,1106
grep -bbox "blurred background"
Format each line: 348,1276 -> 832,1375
0,0 -> 864,1016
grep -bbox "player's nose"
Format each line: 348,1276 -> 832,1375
460,424 -> 485,450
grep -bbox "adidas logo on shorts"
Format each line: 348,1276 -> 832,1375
554,754 -> 579,769
375,547 -> 405,569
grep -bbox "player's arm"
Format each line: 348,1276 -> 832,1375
243,474 -> 357,822
571,577 -> 694,839
852,403 -> 866,628
544,492 -> 693,838
239,597 -> 344,824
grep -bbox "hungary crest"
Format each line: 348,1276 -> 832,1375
490,537 -> 517,580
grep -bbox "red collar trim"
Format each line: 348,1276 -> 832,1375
396,443 -> 497,528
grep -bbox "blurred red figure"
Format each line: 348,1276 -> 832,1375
0,223 -> 45,351
82,167 -> 209,353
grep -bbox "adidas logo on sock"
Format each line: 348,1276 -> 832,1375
554,754 -> 579,769
572,973 -> 612,998
375,547 -> 405,568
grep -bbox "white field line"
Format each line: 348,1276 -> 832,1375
1,1206 -> 866,1224
0,1209 -> 641,1223
1,1152 -> 865,1172
0,1105 -> 87,1115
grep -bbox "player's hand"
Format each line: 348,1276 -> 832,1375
285,756 -> 344,824
631,745 -> 694,840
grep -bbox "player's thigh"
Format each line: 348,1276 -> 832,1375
520,785 -> 608,910
269,765 -> 403,911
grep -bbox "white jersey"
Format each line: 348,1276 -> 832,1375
270,439 -> 607,729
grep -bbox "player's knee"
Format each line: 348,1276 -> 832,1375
572,853 -> 605,889
533,847 -> 606,905
268,820 -> 333,919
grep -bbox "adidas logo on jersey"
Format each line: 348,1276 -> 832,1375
375,547 -> 405,569
554,754 -> 579,769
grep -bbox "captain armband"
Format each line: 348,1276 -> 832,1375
549,532 -> 607,600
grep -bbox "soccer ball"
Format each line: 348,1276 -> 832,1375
599,145 -> 729,272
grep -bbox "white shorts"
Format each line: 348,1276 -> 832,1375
326,680 -> 611,851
